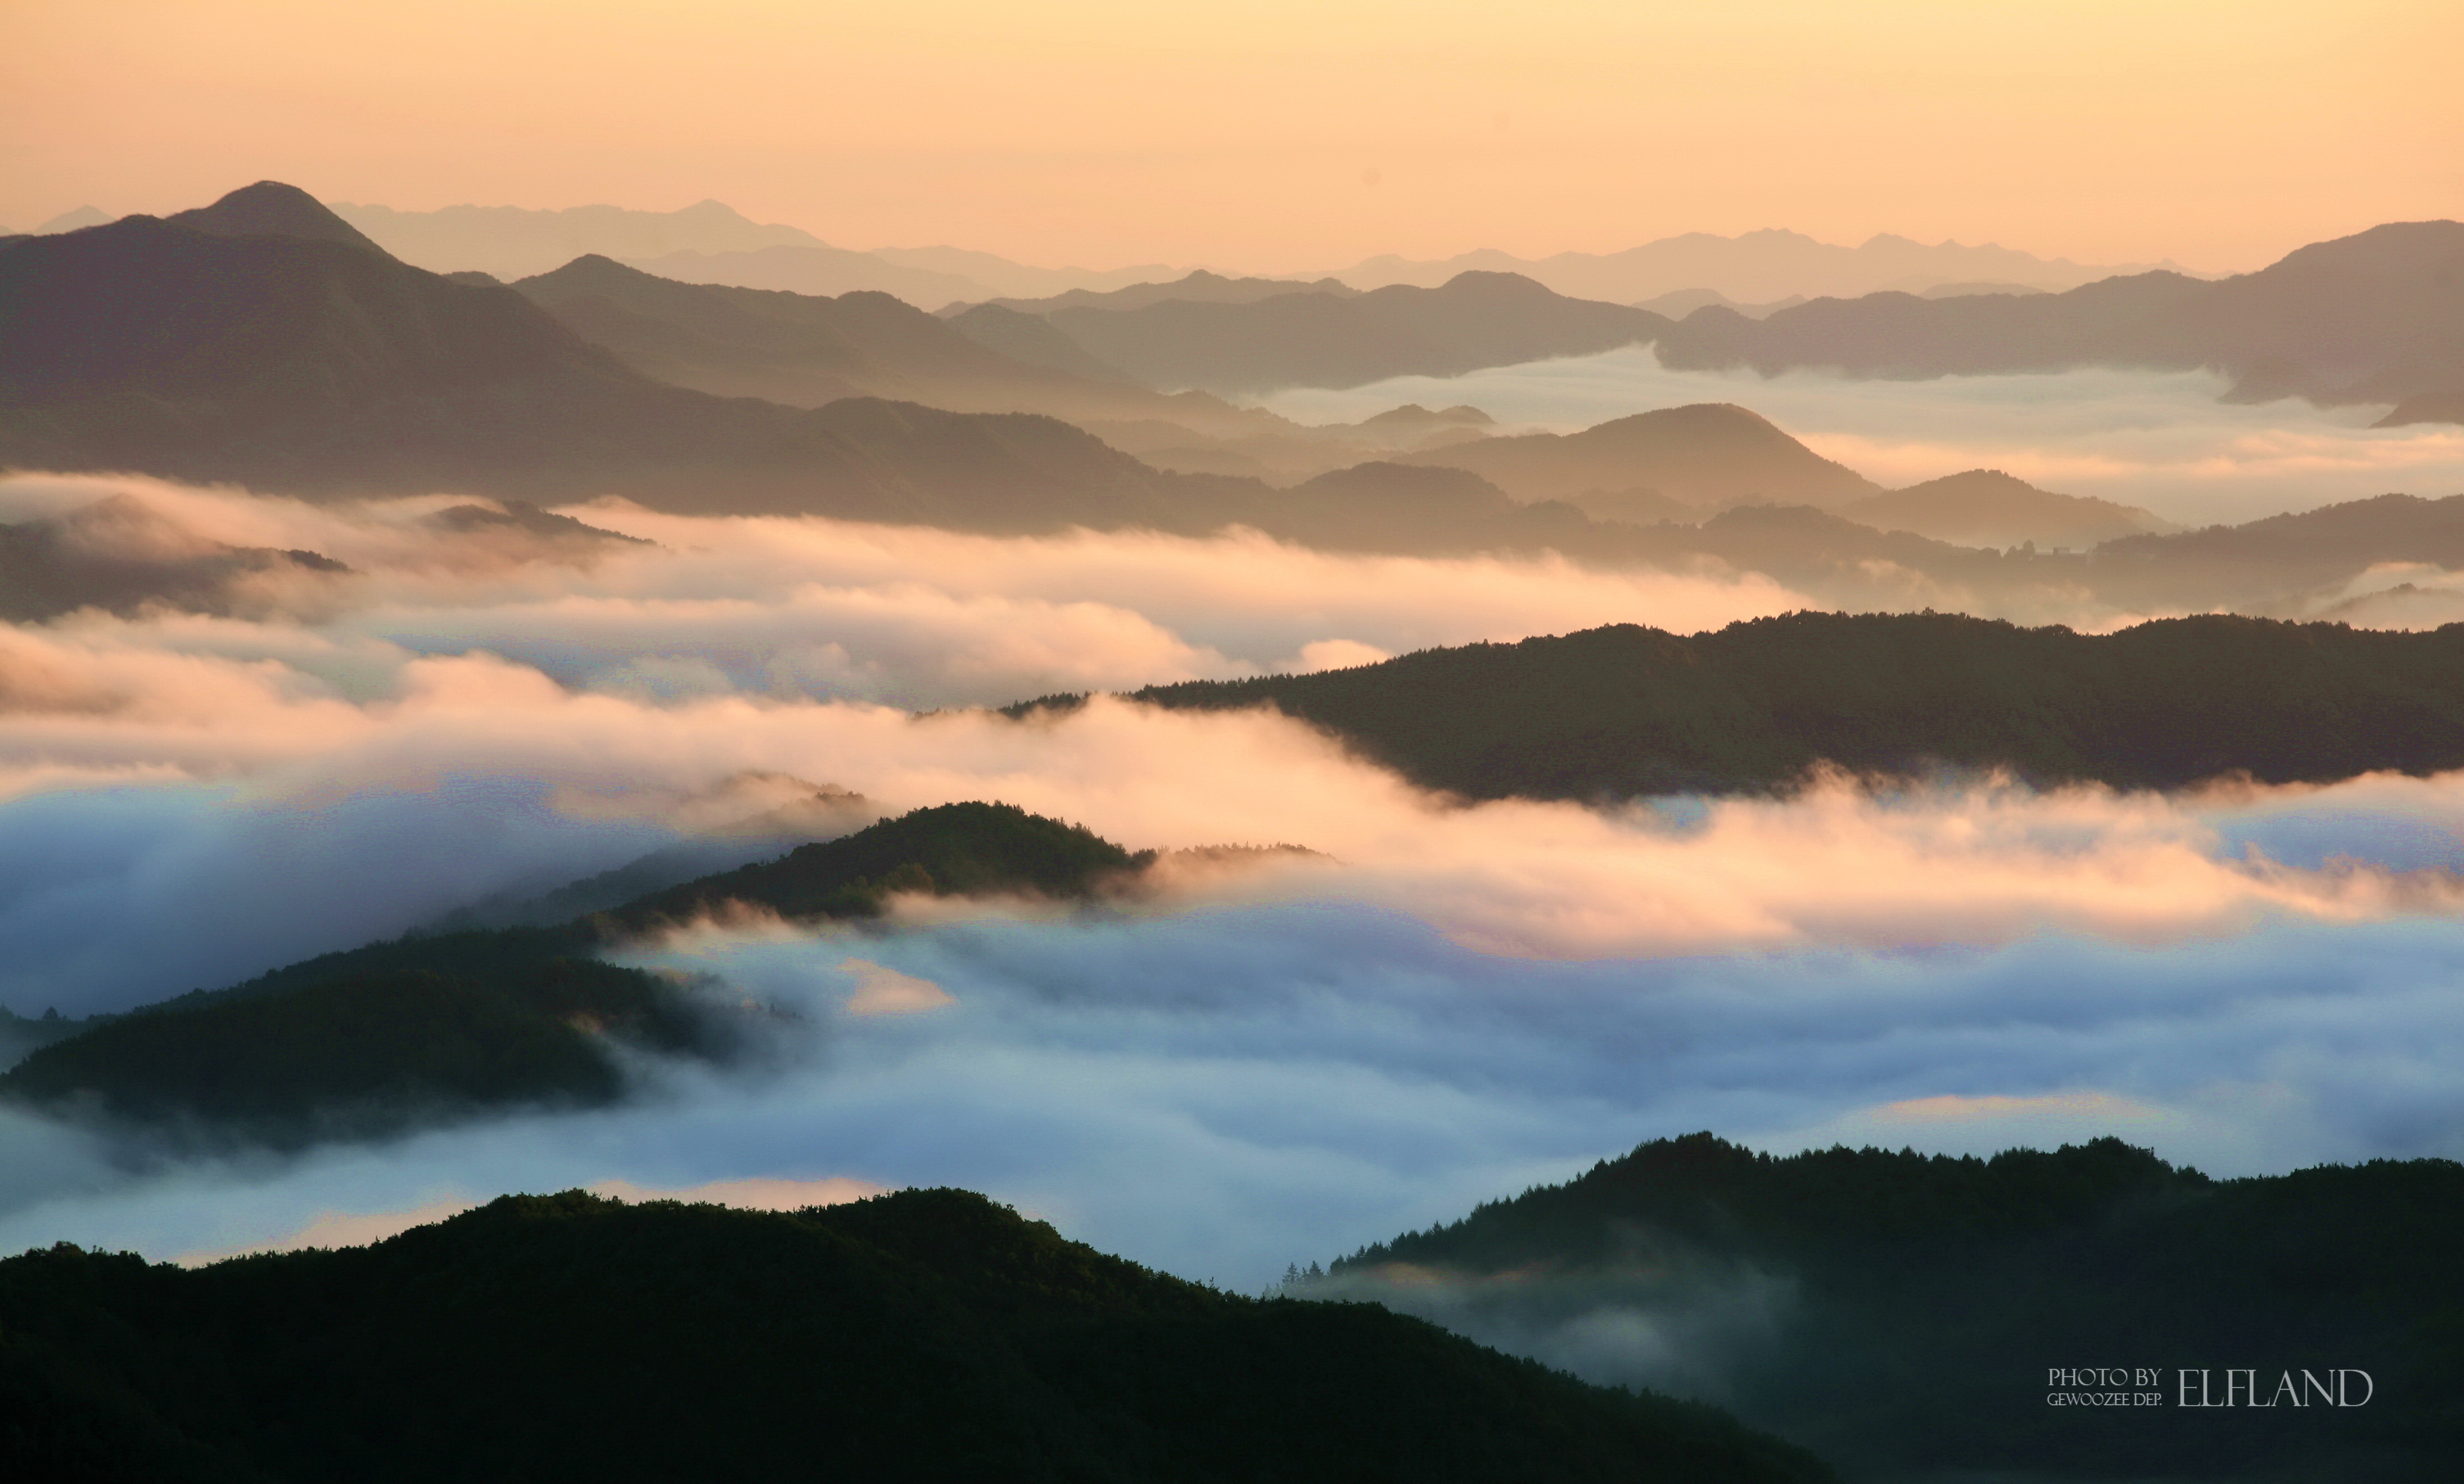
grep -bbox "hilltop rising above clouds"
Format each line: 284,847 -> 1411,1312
1103,611 -> 2464,799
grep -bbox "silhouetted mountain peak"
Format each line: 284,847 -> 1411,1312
2254,219 -> 2464,284
167,181 -> 386,254
1430,269 -> 1561,298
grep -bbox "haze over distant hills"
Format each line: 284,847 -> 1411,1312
328,198 -> 1194,301
1322,229 -> 2198,303
1398,403 -> 1876,511
1008,271 -> 1670,395
318,199 -> 2199,311
1656,221 -> 2464,409
8,180 -> 2459,621
1838,469 -> 2174,549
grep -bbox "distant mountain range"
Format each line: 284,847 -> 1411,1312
934,222 -> 2462,414
313,200 -> 2198,309
992,271 -> 1671,396
4,181 -> 2453,614
323,197 -> 1193,301
1320,228 -> 2198,302
31,187 -> 2459,421
1654,221 -> 2464,407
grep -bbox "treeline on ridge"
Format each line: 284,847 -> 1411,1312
0,1186 -> 1834,1484
1324,1133 -> 2464,1479
0,803 -> 1143,1144
1055,611 -> 2464,799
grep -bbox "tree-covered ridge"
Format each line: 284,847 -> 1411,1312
0,961 -> 729,1145
604,799 -> 1148,932
0,802 -> 1149,1141
1103,611 -> 2464,798
1323,1134 -> 2464,1479
0,1187 -> 1834,1484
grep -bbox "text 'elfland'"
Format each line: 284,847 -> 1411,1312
2044,1368 -> 2373,1408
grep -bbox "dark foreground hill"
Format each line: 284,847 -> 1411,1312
0,804 -> 1147,1143
0,1187 -> 1833,1484
1319,1134 -> 2463,1481
1086,611 -> 2464,798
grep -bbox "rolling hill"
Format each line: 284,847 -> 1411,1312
0,1187 -> 1834,1482
1098,611 -> 2464,798
1400,402 -> 1880,510
0,804 -> 1157,1141
1837,469 -> 2173,549
1316,1133 -> 2460,1480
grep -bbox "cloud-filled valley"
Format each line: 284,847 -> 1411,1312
1257,350 -> 2464,529
6,469 -> 2464,1326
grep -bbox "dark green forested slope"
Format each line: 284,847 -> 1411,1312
0,1188 -> 1833,1484
1099,612 -> 2464,798
1327,1135 -> 2464,1481
0,803 -> 1142,1141
605,798 -> 1145,931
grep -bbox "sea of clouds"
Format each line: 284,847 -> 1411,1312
1254,350 -> 2464,528
1,473 -> 2460,1309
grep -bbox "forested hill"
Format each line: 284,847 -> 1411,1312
0,803 -> 1145,1143
0,1187 -> 1834,1484
1323,1135 -> 2464,1479
1091,612 -> 2464,798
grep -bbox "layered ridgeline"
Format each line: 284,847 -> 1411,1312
0,1188 -> 1832,1484
8,180 -> 2458,612
952,219 -> 2464,415
1020,612 -> 2464,798
0,183 -> 1218,524
1311,1134 -> 2463,1481
0,803 -> 1145,1144
952,269 -> 1671,395
1647,220 -> 2464,415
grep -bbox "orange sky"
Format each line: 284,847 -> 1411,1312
3,0 -> 2457,273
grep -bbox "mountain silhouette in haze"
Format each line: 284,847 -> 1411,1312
1837,469 -> 2173,548
1326,228 -> 2192,302
511,253 -> 1292,442
1009,270 -> 1670,394
1654,221 -> 2464,407
330,196 -> 829,279
0,183 -> 1230,527
960,267 -> 1359,315
166,179 -> 387,251
1400,403 -> 1878,510
332,198 -> 1191,300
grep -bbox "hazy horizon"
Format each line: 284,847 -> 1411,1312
7,2 -> 2457,273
